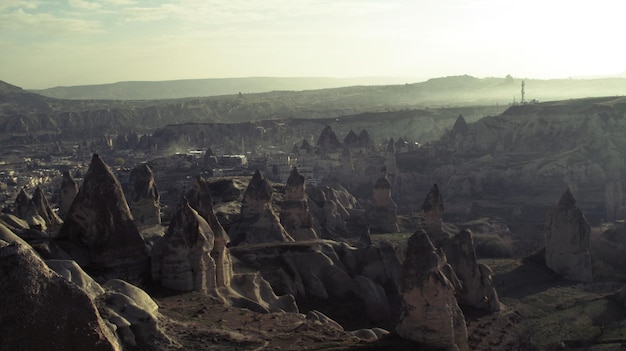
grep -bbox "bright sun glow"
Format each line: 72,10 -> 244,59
0,0 -> 624,88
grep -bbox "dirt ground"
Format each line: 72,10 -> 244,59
145,253 -> 626,351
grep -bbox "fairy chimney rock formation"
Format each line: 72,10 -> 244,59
152,200 -> 218,293
441,229 -> 501,312
358,129 -> 374,149
396,230 -> 469,351
187,176 -> 233,288
128,163 -> 161,226
230,170 -> 294,245
419,184 -> 448,242
15,188 -> 36,221
316,125 -> 341,150
59,170 -> 79,218
15,187 -> 63,231
544,188 -> 593,282
32,186 -> 63,228
365,166 -> 399,233
280,167 -> 319,241
452,114 -> 469,135
58,154 -> 149,282
343,130 -> 359,146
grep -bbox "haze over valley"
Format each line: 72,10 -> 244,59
3,0 -> 626,350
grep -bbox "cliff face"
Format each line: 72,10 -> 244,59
397,97 -> 626,225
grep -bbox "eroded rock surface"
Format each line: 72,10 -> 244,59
544,188 -> 593,282
229,170 -> 294,245
187,176 -> 233,288
419,184 -> 449,241
128,163 -> 161,226
58,154 -> 149,282
59,170 -> 79,219
365,166 -> 399,233
152,200 -> 217,293
0,241 -> 121,351
440,229 -> 501,311
280,167 -> 319,241
396,230 -> 468,351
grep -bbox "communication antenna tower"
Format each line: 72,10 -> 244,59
521,80 -> 526,104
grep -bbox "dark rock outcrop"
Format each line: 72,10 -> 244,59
544,188 -> 593,282
58,154 -> 149,282
0,241 -> 121,351
317,125 -> 341,150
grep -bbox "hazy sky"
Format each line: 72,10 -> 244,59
1,0 -> 624,89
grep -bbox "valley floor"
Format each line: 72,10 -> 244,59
147,254 -> 626,351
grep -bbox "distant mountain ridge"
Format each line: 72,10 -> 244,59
27,75 -> 626,103
30,77 -> 416,100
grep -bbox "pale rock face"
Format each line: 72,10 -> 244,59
0,242 -> 122,351
59,170 -> 79,219
100,279 -> 170,348
544,188 -> 593,282
365,166 -> 399,233
58,154 -> 149,282
128,163 -> 160,226
187,176 -> 233,288
153,200 -> 217,293
230,170 -> 294,245
280,167 -> 319,241
46,259 -> 105,299
396,230 -> 469,351
440,230 -> 501,312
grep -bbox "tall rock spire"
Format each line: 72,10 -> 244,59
280,167 -> 319,240
544,188 -> 593,282
229,170 -> 294,245
58,154 -> 149,282
59,170 -> 79,219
